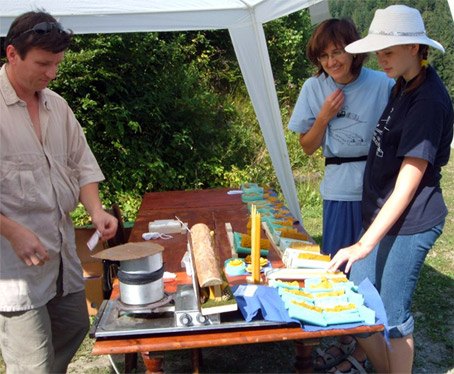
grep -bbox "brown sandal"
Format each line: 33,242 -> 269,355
328,355 -> 367,374
314,338 -> 356,370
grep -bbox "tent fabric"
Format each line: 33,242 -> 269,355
0,0 -> 328,224
229,24 -> 302,223
0,0 -> 324,35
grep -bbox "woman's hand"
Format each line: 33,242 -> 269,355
299,88 -> 344,154
319,88 -> 344,121
327,242 -> 370,274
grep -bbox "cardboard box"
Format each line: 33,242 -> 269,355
84,276 -> 103,315
82,262 -> 103,278
75,226 -> 105,264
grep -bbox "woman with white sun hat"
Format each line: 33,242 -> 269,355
328,4 -> 453,374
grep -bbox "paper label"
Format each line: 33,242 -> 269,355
244,285 -> 258,297
227,190 -> 243,195
234,284 -> 258,298
87,230 -> 101,251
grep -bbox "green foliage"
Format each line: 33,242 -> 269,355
43,12 -> 317,224
264,10 -> 314,107
423,0 -> 454,97
52,31 -> 255,215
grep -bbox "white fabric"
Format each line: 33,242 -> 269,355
0,0 -> 322,34
309,0 -> 331,25
447,0 -> 454,20
0,0 -> 321,223
229,24 -> 302,221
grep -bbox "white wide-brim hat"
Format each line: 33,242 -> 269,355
345,5 -> 445,54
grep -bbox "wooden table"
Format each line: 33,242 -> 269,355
92,188 -> 383,373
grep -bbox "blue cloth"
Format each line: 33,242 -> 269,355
233,284 -> 297,324
232,278 -> 388,336
288,67 -> 394,201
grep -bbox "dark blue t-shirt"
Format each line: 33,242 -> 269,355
362,66 -> 454,235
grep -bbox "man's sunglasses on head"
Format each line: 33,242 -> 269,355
17,22 -> 69,38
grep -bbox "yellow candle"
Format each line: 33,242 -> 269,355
250,204 -> 256,268
251,205 -> 261,284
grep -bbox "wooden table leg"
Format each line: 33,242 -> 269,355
125,352 -> 138,373
141,351 -> 165,374
191,348 -> 202,374
293,339 -> 319,373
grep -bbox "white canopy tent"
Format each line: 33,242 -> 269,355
0,0 -> 330,224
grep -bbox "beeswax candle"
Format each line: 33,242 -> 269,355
250,205 -> 261,284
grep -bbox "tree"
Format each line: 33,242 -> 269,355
51,32 -> 247,201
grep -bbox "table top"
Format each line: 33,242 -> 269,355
129,188 -> 284,287
92,188 -> 383,355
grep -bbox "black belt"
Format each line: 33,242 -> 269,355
325,155 -> 368,166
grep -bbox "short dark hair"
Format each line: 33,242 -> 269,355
4,11 -> 73,59
306,18 -> 367,78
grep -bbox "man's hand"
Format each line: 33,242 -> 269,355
79,183 -> 118,242
91,209 -> 118,242
9,225 -> 50,266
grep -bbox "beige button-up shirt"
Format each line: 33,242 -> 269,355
0,64 -> 105,311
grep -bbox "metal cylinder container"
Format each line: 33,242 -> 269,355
118,252 -> 165,305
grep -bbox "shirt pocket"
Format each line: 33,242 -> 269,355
0,160 -> 40,211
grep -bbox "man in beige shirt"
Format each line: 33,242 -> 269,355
0,11 -> 118,373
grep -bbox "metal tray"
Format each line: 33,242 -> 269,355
90,284 -> 295,338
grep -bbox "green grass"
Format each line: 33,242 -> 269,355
411,150 -> 454,370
